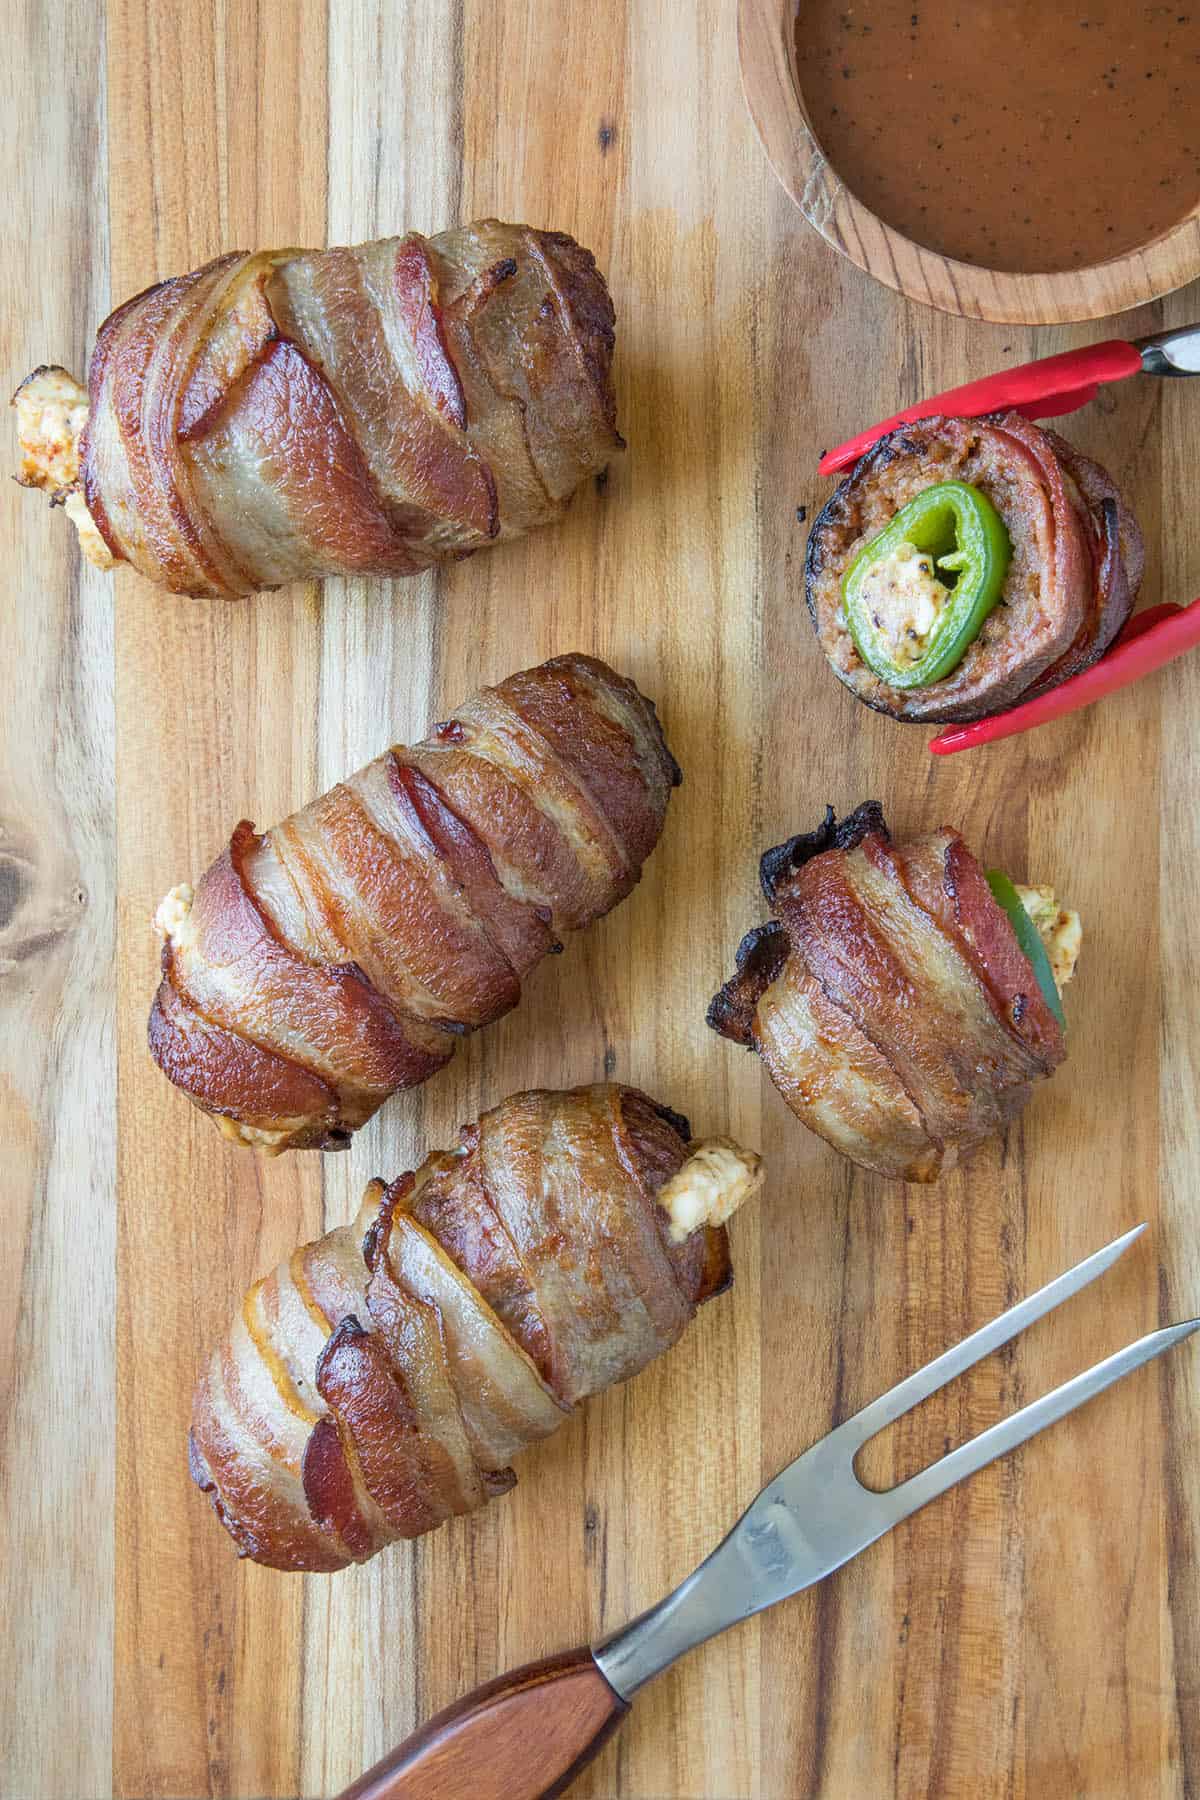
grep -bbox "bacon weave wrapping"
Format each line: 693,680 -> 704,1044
149,655 -> 679,1151
19,220 -> 621,597
189,1085 -> 751,1572
708,804 -> 1068,1181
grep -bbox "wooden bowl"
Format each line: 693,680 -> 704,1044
738,0 -> 1200,325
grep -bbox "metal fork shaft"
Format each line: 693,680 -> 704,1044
1136,322 -> 1200,375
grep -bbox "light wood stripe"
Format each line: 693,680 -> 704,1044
1,5 -> 112,1798
109,2 -> 331,1794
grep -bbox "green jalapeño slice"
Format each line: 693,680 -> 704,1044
842,480 -> 1011,688
985,868 -> 1066,1029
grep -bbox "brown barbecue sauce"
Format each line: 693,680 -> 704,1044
794,3 -> 1200,272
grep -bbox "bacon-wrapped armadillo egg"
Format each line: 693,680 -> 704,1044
708,803 -> 1080,1181
190,1084 -> 763,1572
149,654 -> 681,1152
14,220 -> 621,598
807,413 -> 1143,723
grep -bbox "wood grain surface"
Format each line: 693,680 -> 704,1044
2,2 -> 1198,1796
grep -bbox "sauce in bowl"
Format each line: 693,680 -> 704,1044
794,3 -> 1200,273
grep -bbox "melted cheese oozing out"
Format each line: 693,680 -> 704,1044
154,882 -> 195,943
214,1116 -> 294,1154
13,366 -> 116,570
63,488 -> 117,570
658,1138 -> 764,1244
15,366 -> 87,491
855,540 -> 952,667
1014,883 -> 1082,993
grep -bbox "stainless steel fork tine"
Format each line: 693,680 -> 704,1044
591,1228 -> 1196,1707
830,1222 -> 1148,1456
882,1319 -> 1200,1523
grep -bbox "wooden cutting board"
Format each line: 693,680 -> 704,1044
4,2 -> 1199,1795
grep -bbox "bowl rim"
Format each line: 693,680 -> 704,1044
738,0 -> 1200,325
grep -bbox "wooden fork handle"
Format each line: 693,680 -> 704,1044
335,1647 -> 630,1800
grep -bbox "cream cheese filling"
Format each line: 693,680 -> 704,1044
658,1138 -> 764,1244
154,882 -> 195,944
854,540 -> 953,667
13,365 -> 115,570
1014,883 -> 1082,993
214,1116 -> 295,1153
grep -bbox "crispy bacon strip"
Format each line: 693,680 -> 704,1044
149,655 -> 681,1151
708,804 -> 1069,1182
190,1085 -> 759,1572
16,222 -> 623,598
806,412 -> 1143,723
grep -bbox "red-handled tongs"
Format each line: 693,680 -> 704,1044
817,325 -> 1200,755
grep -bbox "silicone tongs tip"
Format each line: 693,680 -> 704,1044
927,601 -> 1200,754
818,340 -> 1143,478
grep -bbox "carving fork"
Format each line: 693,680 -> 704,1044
338,1223 -> 1197,1800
